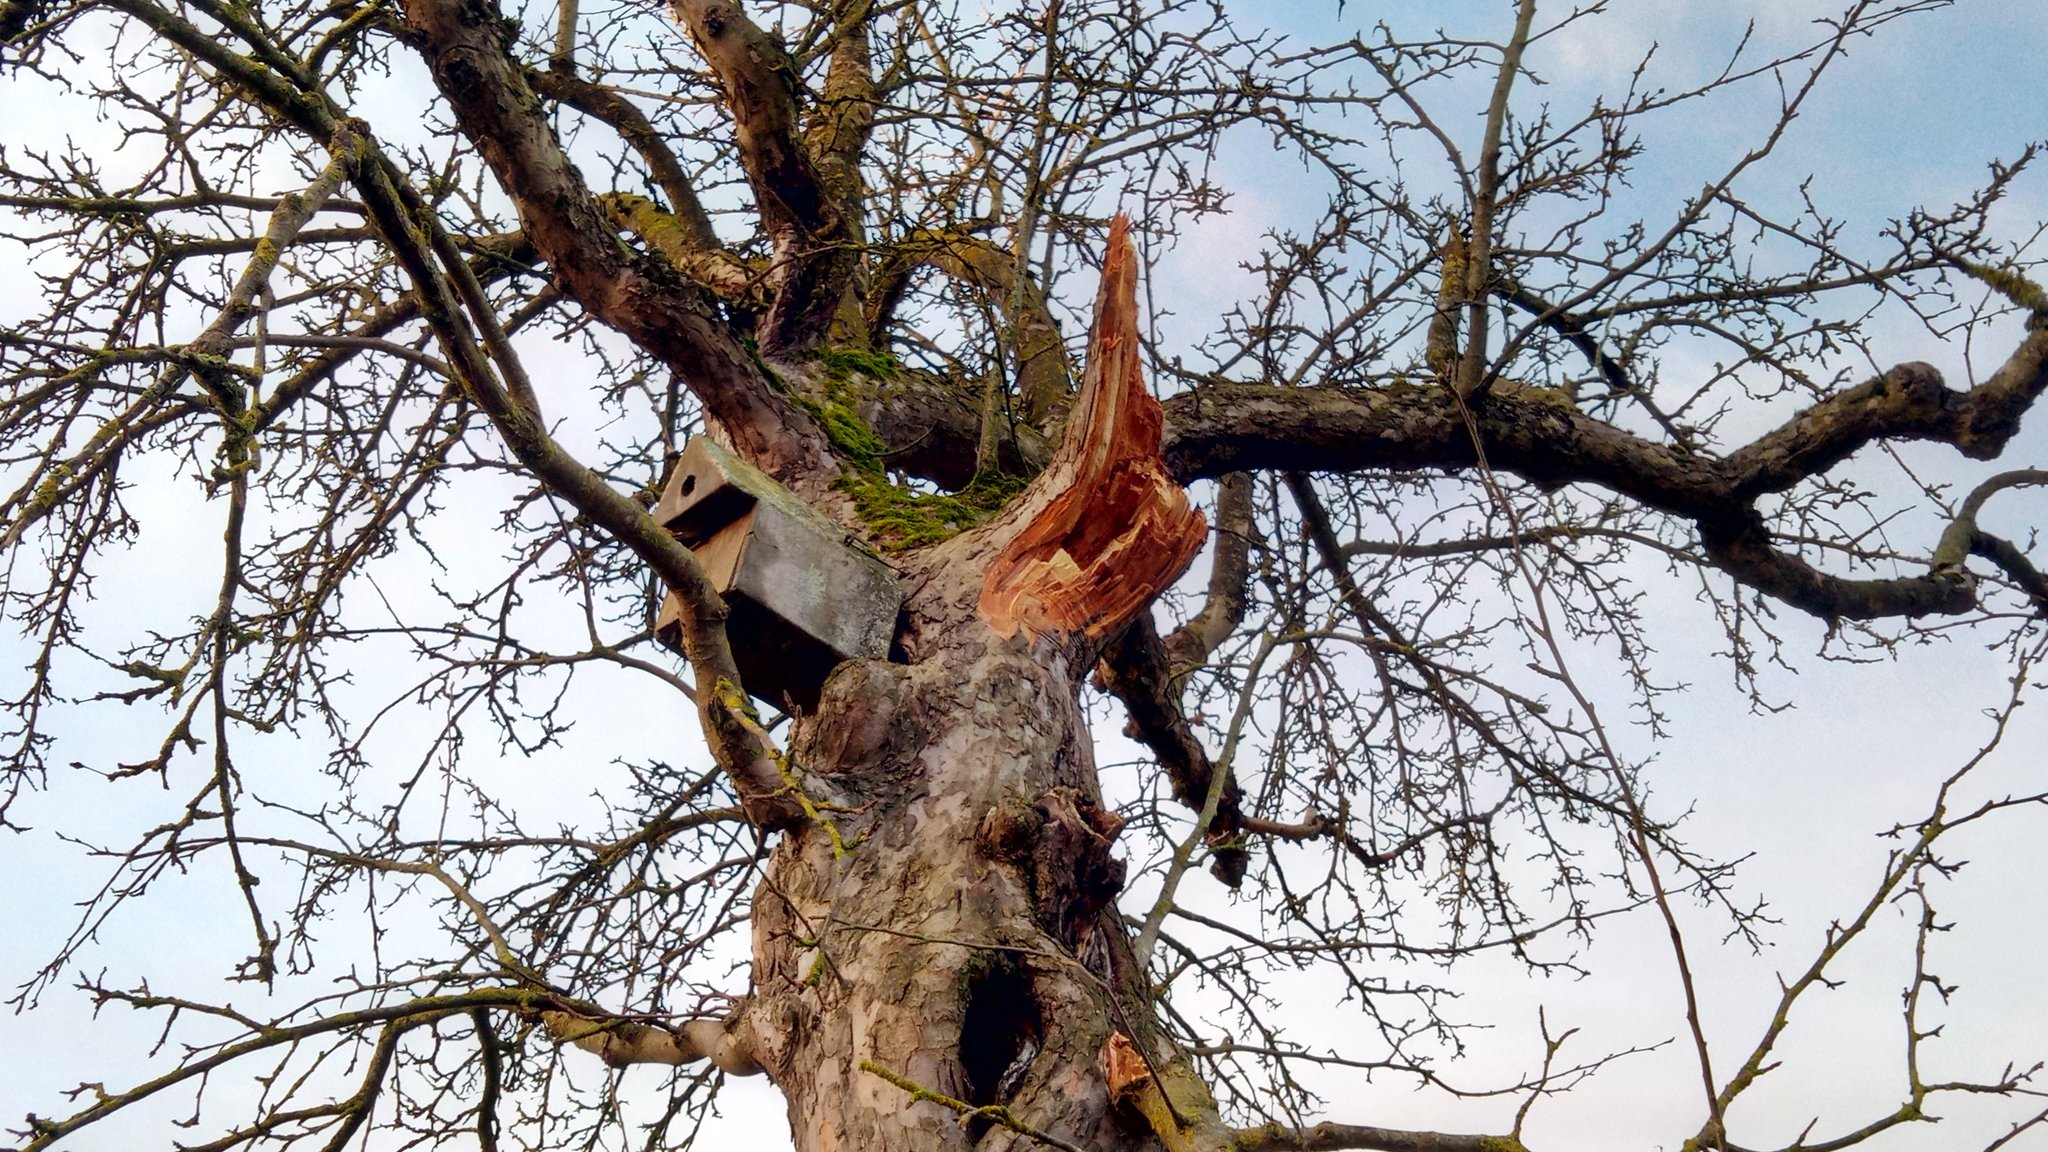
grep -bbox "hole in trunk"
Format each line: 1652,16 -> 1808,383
958,952 -> 1042,1141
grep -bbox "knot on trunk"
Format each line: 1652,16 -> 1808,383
797,657 -> 915,781
979,787 -> 1126,958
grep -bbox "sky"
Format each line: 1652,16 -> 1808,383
1130,6 -> 2048,1148
4,1 -> 2048,1150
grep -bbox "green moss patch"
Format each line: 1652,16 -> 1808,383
795,386 -> 1026,552
843,467 -> 1026,551
794,394 -> 887,467
818,346 -> 901,381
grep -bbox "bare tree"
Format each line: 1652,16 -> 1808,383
2,0 -> 2046,1150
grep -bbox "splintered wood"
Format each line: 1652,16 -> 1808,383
1101,1030 -> 1152,1108
979,215 -> 1206,641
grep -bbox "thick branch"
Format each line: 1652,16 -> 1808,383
1164,471 -> 1254,671
874,227 -> 1075,426
828,360 -> 1053,489
597,192 -> 760,304
1163,382 -> 1724,516
1699,469 -> 2048,619
1969,530 -> 2048,608
1165,314 -> 2048,622
1235,1121 -> 1527,1152
1727,344 -> 2048,497
1697,512 -> 1977,620
800,0 -> 876,343
526,66 -> 719,247
542,1010 -> 763,1075
667,0 -> 831,238
1166,318 -> 2048,510
667,0 -> 854,354
1099,473 -> 1256,885
399,0 -> 830,482
1932,467 -> 2048,569
803,0 -> 877,201
1097,617 -> 1248,886
1937,469 -> 2048,609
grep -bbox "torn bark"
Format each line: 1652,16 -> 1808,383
1098,1031 -> 1240,1152
979,215 -> 1207,641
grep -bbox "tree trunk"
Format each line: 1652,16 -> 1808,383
739,506 -> 1250,1150
719,215 -> 1224,1152
746,616 -> 1140,1150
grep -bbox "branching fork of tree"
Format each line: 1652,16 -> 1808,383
3,0 -> 2048,1150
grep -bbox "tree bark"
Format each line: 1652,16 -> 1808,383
744,629 -> 1158,1151
720,217 -> 1227,1152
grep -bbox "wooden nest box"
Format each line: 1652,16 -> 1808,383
652,437 -> 903,711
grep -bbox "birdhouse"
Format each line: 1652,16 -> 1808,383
652,437 -> 903,711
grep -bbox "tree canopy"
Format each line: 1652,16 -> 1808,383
3,0 -> 2047,1150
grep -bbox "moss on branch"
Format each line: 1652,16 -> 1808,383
797,355 -> 1027,550
819,346 -> 900,380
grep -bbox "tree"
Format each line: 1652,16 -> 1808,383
3,0 -> 2047,1148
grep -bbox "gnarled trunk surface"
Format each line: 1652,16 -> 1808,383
752,622 -> 1142,1151
732,217 -> 1220,1152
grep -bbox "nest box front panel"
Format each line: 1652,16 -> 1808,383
650,437 -> 905,711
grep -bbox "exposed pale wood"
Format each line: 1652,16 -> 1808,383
979,216 -> 1206,641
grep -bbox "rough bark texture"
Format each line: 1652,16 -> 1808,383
723,220 -> 1229,1152
745,630 -> 1152,1151
15,2 -> 2048,1150
732,546 -> 1241,1152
